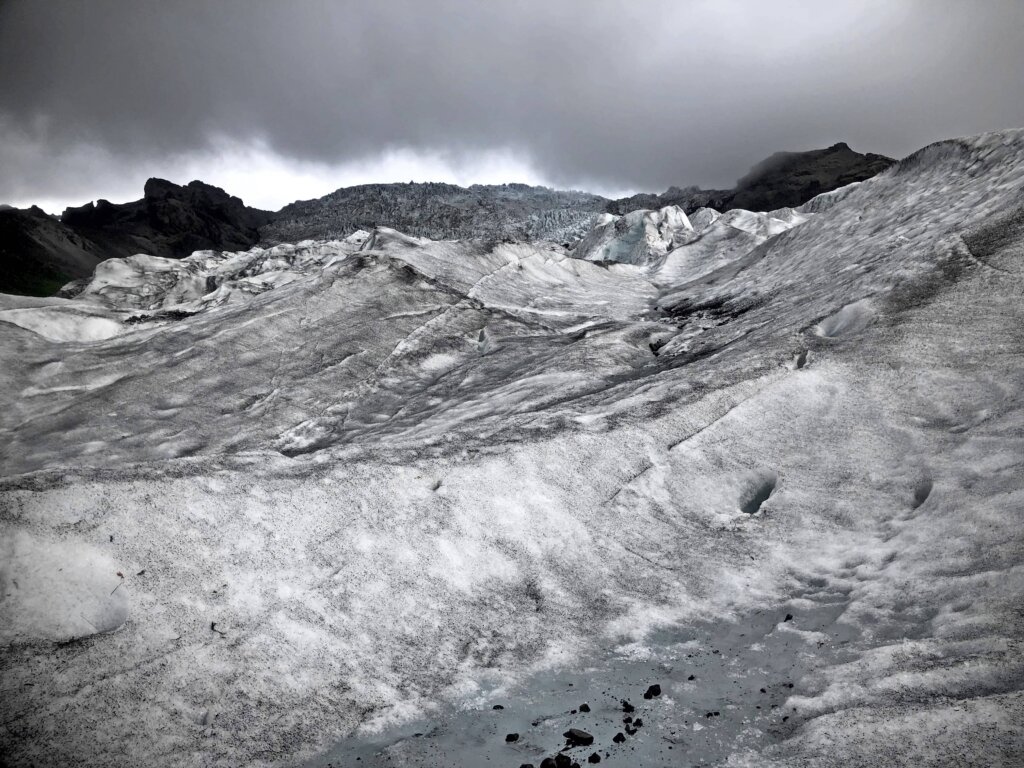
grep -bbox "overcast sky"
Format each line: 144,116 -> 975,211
2,0 -> 1023,212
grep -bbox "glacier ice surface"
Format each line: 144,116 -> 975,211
1,130 -> 1024,767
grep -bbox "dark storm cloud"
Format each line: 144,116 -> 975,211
2,0 -> 1024,207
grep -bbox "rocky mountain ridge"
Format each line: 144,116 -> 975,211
261,181 -> 606,245
61,177 -> 274,261
1,142 -> 894,295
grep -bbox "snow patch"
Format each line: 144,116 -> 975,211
0,306 -> 124,342
0,531 -> 129,644
815,299 -> 876,338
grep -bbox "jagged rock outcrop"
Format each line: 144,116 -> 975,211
60,178 -> 273,262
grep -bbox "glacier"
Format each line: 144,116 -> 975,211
1,130 -> 1023,767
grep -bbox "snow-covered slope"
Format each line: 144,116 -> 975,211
1,130 -> 1023,768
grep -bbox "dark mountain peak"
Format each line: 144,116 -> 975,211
143,177 -> 181,199
144,177 -> 256,212
25,205 -> 55,220
55,178 -> 273,264
729,142 -> 894,211
608,142 -> 896,216
0,203 -> 45,216
62,199 -> 119,227
61,200 -> 94,220
6,176 -> 276,297
144,177 -> 225,198
734,142 -> 891,189
185,179 -> 235,198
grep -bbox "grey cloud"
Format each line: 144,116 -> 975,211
2,0 -> 1024,205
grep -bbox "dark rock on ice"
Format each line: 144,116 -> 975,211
563,728 -> 594,747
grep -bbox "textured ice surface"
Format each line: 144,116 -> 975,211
2,130 -> 1024,767
573,205 -> 695,265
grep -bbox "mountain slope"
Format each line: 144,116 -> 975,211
0,205 -> 104,295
